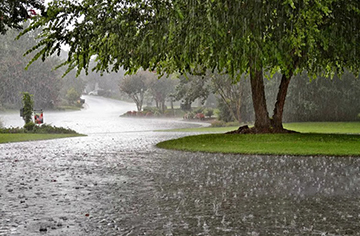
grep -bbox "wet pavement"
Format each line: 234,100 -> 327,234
1,96 -> 360,235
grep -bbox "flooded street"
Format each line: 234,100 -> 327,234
1,96 -> 360,235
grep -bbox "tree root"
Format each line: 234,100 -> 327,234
225,125 -> 299,134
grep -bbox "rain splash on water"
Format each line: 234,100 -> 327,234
1,96 -> 360,235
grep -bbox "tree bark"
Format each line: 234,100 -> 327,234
250,67 -> 271,133
272,73 -> 292,132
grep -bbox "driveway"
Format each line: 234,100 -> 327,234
1,96 -> 360,235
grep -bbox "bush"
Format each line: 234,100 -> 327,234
204,108 -> 214,118
22,92 -> 34,125
193,107 -> 204,114
0,127 -> 24,133
66,87 -> 81,105
173,109 -> 186,117
153,110 -> 162,117
226,121 -> 240,127
24,122 -> 35,131
32,124 -> 78,134
195,113 -> 205,120
211,120 -> 226,127
183,112 -> 195,119
216,99 -> 236,123
163,110 -> 173,117
0,124 -> 78,134
143,106 -> 153,113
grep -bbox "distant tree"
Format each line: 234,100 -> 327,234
146,74 -> 177,113
211,73 -> 244,123
65,87 -> 80,105
0,0 -> 45,34
59,69 -> 86,105
174,74 -> 210,110
21,0 -> 360,133
282,72 -> 360,122
119,71 -> 148,111
0,28 -> 62,109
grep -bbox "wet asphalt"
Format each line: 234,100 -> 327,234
1,96 -> 360,235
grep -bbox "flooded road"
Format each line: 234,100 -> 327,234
1,96 -> 360,235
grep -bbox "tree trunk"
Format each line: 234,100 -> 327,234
170,98 -> 175,116
250,67 -> 271,133
161,100 -> 166,113
272,73 -> 292,132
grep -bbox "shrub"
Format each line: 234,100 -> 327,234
145,111 -> 153,117
0,127 -> 24,133
24,121 -> 35,131
66,87 -> 81,105
153,110 -> 162,117
22,92 -> 34,125
164,110 -> 173,117
183,112 -> 195,119
193,107 -> 204,114
0,124 -> 78,134
143,106 -> 154,113
226,121 -> 241,127
211,120 -> 226,127
204,108 -> 214,118
195,113 -> 205,120
32,124 -> 78,134
216,98 -> 236,122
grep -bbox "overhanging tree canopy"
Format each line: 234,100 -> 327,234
0,0 -> 45,34
21,0 -> 360,132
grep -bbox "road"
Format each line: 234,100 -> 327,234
1,96 -> 360,235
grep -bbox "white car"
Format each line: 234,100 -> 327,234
88,90 -> 98,95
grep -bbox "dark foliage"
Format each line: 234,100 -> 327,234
0,124 -> 78,134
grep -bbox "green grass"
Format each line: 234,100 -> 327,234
0,133 -> 83,144
157,133 -> 360,156
284,122 -> 360,134
157,122 -> 360,156
164,126 -> 236,133
163,122 -> 360,134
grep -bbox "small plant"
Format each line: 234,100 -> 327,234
66,87 -> 81,105
204,108 -> 214,118
211,120 -> 226,127
22,92 -> 35,131
193,107 -> 204,114
195,113 -> 205,120
22,92 -> 34,124
24,121 -> 36,132
183,112 -> 195,119
0,124 -> 78,134
32,124 -> 78,134
0,127 -> 24,133
226,121 -> 241,127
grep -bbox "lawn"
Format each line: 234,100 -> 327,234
164,122 -> 360,134
156,122 -> 360,156
0,133 -> 83,144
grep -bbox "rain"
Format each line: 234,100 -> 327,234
1,95 -> 360,235
1,0 -> 360,235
